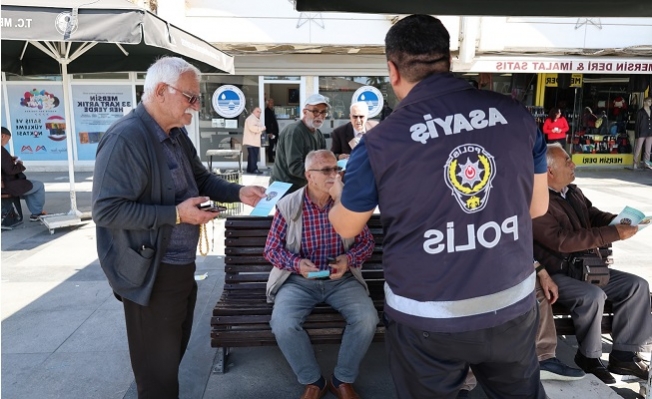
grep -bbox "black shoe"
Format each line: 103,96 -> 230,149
608,352 -> 649,380
456,389 -> 469,399
539,357 -> 586,381
574,351 -> 616,384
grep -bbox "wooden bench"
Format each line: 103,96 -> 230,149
211,215 -> 650,373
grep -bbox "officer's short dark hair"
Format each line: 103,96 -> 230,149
1,127 -> 11,137
385,15 -> 451,83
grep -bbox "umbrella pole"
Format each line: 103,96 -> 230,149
60,61 -> 80,217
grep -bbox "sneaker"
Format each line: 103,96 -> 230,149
633,163 -> 639,170
574,351 -> 616,384
540,357 -> 586,381
29,212 -> 46,222
645,161 -> 652,170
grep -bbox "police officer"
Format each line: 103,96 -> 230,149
328,15 -> 549,399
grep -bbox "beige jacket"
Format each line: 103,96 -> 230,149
242,113 -> 264,147
265,187 -> 370,303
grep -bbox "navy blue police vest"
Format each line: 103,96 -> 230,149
366,73 -> 537,333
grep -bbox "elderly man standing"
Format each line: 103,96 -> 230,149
533,143 -> 650,384
92,57 -> 265,399
243,106 -> 266,174
264,149 -> 378,399
330,102 -> 378,160
269,94 -> 329,193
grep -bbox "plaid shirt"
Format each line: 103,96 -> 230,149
263,190 -> 374,273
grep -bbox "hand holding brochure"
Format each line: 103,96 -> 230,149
250,181 -> 292,216
609,206 -> 651,230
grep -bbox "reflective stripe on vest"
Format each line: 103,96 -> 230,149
384,272 -> 535,319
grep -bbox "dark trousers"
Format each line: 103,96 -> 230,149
266,136 -> 277,162
246,146 -> 259,173
385,306 -> 545,399
123,262 -> 197,399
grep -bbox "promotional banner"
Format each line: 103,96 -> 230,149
71,85 -> 133,160
6,84 -> 67,161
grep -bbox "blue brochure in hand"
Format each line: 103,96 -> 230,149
307,270 -> 330,278
250,181 -> 292,216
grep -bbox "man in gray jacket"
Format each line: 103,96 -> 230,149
92,57 -> 265,399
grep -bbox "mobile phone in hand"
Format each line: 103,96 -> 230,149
198,200 -> 227,213
326,256 -> 337,264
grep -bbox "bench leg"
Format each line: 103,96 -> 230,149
212,347 -> 229,374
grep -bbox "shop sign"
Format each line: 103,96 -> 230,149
212,85 -> 245,119
351,86 -> 384,118
544,73 -> 558,87
572,153 -> 633,167
6,84 -> 68,161
459,57 -> 652,74
570,74 -> 583,87
71,85 -> 133,161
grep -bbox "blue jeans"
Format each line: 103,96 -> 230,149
270,274 -> 378,385
22,180 -> 45,215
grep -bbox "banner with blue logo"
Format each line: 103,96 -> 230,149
352,86 -> 384,118
6,84 -> 68,161
71,85 -> 133,160
212,85 -> 246,119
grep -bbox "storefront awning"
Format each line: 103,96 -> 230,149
295,0 -> 652,18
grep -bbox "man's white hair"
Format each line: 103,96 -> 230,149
546,142 -> 566,168
350,101 -> 369,115
305,149 -> 336,171
142,57 -> 201,103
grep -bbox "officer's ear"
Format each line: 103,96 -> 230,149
388,61 -> 400,87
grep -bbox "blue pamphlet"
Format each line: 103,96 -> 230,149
337,158 -> 348,171
609,206 -> 651,230
250,181 -> 292,216
307,270 -> 330,278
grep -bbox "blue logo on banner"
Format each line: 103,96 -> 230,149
352,86 -> 384,118
212,85 -> 246,119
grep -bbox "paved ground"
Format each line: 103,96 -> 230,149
1,167 -> 651,399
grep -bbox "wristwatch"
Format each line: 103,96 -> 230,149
175,206 -> 181,225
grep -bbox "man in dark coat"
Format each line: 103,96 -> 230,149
264,98 -> 279,163
92,57 -> 265,399
330,102 -> 377,160
533,143 -> 650,384
1,127 -> 47,221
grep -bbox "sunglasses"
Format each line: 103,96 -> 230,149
305,108 -> 329,117
309,166 -> 343,175
351,115 -> 366,119
167,84 -> 201,105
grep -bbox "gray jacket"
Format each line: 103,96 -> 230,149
92,104 -> 242,306
265,187 -> 369,302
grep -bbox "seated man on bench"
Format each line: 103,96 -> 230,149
264,149 -> 378,399
533,143 -> 651,384
1,127 -> 47,221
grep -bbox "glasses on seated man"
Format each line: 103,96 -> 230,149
308,166 -> 342,175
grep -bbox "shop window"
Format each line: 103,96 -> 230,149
197,75 -> 260,162
318,76 -> 398,121
4,74 -> 62,81
72,72 -> 130,80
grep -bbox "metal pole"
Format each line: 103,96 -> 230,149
60,60 -> 80,216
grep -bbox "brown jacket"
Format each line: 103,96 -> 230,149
532,184 -> 620,275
